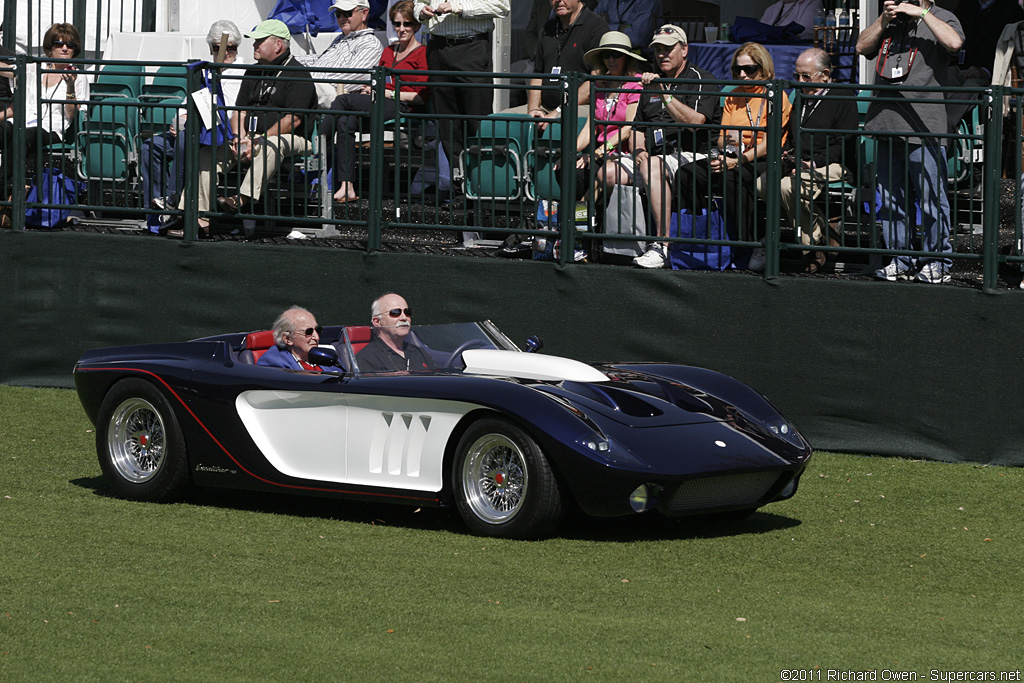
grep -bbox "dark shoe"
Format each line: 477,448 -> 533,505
217,195 -> 247,215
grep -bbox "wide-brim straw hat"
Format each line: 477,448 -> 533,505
583,31 -> 642,69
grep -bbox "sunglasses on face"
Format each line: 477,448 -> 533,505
385,308 -> 412,318
392,20 -> 416,27
294,325 -> 323,337
602,51 -> 624,60
52,40 -> 77,50
210,45 -> 239,54
733,63 -> 761,76
794,70 -> 823,81
333,8 -> 360,18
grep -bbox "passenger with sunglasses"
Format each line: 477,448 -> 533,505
257,306 -> 325,371
0,24 -> 88,198
756,48 -> 857,273
295,0 -> 383,98
674,42 -> 792,272
328,0 -> 428,203
857,0 -> 964,284
356,293 -> 436,373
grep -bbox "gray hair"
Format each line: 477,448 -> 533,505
271,306 -> 311,346
801,47 -> 832,77
206,20 -> 242,48
370,293 -> 397,321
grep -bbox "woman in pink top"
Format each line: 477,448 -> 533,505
570,31 -> 643,198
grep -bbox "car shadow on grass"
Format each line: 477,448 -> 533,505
73,476 -> 802,541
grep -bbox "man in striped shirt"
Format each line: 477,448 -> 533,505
296,0 -> 384,94
414,0 -> 511,181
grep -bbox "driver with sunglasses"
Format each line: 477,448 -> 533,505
357,293 -> 436,373
257,306 -> 325,371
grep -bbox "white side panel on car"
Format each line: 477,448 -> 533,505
236,391 -> 480,491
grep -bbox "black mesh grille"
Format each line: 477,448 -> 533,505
666,472 -> 781,513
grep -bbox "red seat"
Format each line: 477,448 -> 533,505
344,326 -> 372,355
241,330 -> 276,364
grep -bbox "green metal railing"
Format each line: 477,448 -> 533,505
3,54 -> 1024,289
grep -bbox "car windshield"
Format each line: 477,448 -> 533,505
344,320 -> 520,374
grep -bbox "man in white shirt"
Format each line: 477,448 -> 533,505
296,0 -> 384,96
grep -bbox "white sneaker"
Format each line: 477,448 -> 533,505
748,247 -> 766,272
633,245 -> 667,269
913,261 -> 950,284
874,261 -> 910,282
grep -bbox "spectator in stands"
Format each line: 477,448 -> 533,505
356,293 -> 436,372
954,0 -> 1023,75
329,0 -> 428,203
1,24 -> 88,195
674,42 -> 792,272
172,19 -> 316,238
756,48 -> 857,273
568,31 -> 643,197
857,0 -> 964,283
603,24 -> 720,270
296,0 -> 384,100
257,306 -> 324,371
527,0 -> 609,129
594,0 -> 662,52
415,0 -> 510,183
759,0 -> 824,42
143,20 -> 246,232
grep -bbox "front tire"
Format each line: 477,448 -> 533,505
453,417 -> 563,539
96,378 -> 191,502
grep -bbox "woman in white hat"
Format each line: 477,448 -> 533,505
574,30 -> 645,187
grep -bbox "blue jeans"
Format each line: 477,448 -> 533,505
140,132 -> 186,204
875,138 -> 952,271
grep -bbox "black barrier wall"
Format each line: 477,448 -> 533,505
2,230 -> 1023,466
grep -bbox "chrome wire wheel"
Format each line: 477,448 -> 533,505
106,397 -> 166,483
460,433 -> 528,524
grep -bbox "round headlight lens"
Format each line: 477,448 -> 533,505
629,484 -> 650,513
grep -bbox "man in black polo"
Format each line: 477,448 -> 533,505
608,24 -> 720,269
527,0 -> 609,127
216,19 -> 318,216
757,47 -> 858,272
356,292 -> 436,373
415,1 -> 510,179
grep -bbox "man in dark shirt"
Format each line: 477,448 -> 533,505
757,48 -> 858,273
214,19 -> 318,216
608,24 -> 720,269
356,293 -> 437,373
527,0 -> 609,126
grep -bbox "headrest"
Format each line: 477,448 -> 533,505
345,326 -> 372,343
245,330 -> 277,350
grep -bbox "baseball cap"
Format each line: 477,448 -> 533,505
330,0 -> 370,11
649,24 -> 688,48
244,19 -> 292,41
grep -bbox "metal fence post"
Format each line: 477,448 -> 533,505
10,55 -> 27,231
181,65 -> 202,240
366,65 -> 387,252
762,79 -> 784,277
558,71 -> 580,265
982,86 -> 1002,291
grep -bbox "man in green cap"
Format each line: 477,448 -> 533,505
213,19 -> 318,219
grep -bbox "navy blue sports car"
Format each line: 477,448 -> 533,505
74,321 -> 811,539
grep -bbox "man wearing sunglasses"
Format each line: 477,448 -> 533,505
356,293 -> 436,373
606,24 -> 720,269
295,0 -> 383,100
257,306 -> 324,371
756,48 -> 857,273
857,0 -> 964,284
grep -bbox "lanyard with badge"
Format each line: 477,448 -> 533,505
876,24 -> 918,81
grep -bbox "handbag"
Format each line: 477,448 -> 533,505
25,169 -> 81,228
669,203 -> 733,271
602,184 -> 646,257
193,68 -> 234,146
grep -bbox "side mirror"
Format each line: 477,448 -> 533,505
525,335 -> 544,353
308,345 -> 341,368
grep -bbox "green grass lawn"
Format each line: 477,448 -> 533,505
1,385 -> 1021,681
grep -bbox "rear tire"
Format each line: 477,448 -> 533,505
453,417 -> 563,539
96,378 -> 191,502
